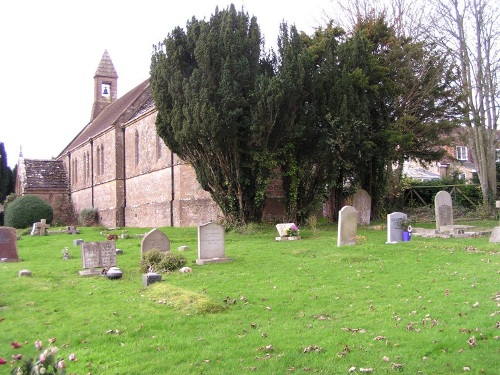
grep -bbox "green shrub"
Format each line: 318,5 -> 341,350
4,194 -> 53,229
79,208 -> 99,226
140,249 -> 186,273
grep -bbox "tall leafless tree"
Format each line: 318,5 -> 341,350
429,0 -> 500,210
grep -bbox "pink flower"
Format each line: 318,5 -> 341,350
0,358 -> 7,364
11,342 -> 22,349
68,353 -> 77,361
57,359 -> 66,369
35,340 -> 43,350
48,338 -> 56,344
11,354 -> 22,360
39,353 -> 46,363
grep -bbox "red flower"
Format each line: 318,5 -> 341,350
0,358 -> 7,364
11,342 -> 22,349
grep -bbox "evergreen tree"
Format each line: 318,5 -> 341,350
0,142 -> 14,203
151,5 -> 275,224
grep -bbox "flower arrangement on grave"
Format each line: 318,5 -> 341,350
1,338 -> 76,375
400,218 -> 413,233
284,224 -> 300,237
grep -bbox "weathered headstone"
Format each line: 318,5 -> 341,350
0,227 -> 20,262
386,212 -> 407,243
196,222 -> 232,265
79,241 -> 117,276
489,226 -> 500,243
30,219 -> 50,236
435,190 -> 453,231
337,206 -> 358,247
352,189 -> 371,225
141,228 -> 170,255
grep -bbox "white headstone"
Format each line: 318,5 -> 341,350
435,190 -> 453,231
352,189 -> 371,225
275,223 -> 296,237
387,212 -> 407,243
337,206 -> 358,247
196,223 -> 232,265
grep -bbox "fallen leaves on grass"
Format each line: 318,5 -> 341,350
467,336 -> 476,347
303,345 -> 323,353
341,327 -> 366,334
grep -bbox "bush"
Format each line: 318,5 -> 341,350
4,194 -> 53,229
140,249 -> 186,273
79,208 -> 99,226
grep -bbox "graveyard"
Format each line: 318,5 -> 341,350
1,217 -> 499,374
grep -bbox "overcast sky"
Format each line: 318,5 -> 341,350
0,0 -> 335,168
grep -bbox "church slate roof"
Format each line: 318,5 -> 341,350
23,159 -> 68,190
58,79 -> 151,157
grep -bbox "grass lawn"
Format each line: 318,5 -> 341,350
1,220 -> 499,374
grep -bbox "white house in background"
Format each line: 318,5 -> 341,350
403,127 -> 479,182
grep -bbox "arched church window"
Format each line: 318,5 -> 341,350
83,152 -> 87,183
96,146 -> 101,175
100,145 -> 105,175
135,131 -> 140,166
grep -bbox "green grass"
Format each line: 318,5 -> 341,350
1,221 -> 499,374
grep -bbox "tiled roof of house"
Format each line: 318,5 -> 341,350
58,79 -> 151,156
24,159 -> 68,190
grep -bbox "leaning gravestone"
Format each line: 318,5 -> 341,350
79,241 -> 116,276
337,206 -> 358,247
196,222 -> 232,265
387,212 -> 407,243
435,190 -> 453,231
352,189 -> 371,225
275,223 -> 301,241
141,228 -> 170,256
0,227 -> 20,262
489,226 -> 500,243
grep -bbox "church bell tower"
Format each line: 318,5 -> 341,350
91,50 -> 118,121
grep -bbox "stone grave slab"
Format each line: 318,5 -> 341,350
352,189 -> 371,225
196,223 -> 232,265
80,241 -> 117,276
141,228 -> 170,255
386,212 -> 407,243
0,227 -> 20,262
435,190 -> 453,231
489,226 -> 500,243
337,206 -> 358,247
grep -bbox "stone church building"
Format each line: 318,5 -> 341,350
17,51 -> 224,227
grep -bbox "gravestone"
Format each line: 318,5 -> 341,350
489,226 -> 500,243
337,206 -> 358,247
0,227 -> 20,262
142,272 -> 162,287
435,190 -> 453,231
387,212 -> 407,243
79,241 -> 117,276
275,223 -> 301,241
352,189 -> 371,225
196,222 -> 232,265
66,226 -> 80,234
141,229 -> 170,255
30,219 -> 50,236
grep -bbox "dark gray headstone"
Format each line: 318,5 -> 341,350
142,272 -> 162,287
337,206 -> 358,247
0,227 -> 19,262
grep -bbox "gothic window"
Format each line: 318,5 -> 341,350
74,159 -> 78,183
96,146 -> 101,175
456,146 -> 468,161
87,152 -> 90,180
135,131 -> 140,166
100,145 -> 105,175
